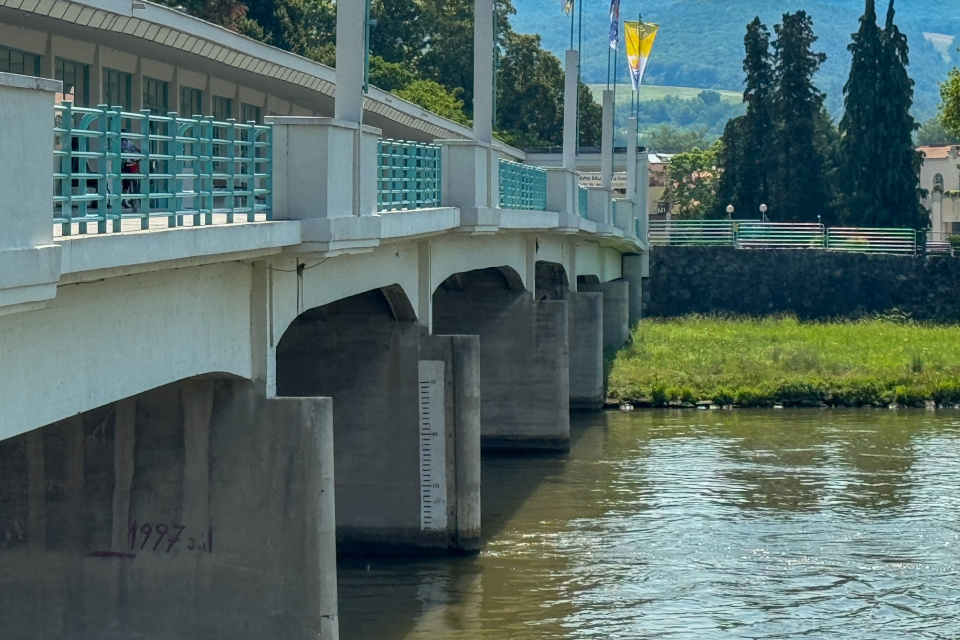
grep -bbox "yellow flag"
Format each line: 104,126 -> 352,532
625,21 -> 659,91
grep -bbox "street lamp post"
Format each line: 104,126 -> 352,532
726,204 -> 734,220
759,203 -> 768,223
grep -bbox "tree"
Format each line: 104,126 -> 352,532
875,0 -> 925,229
644,125 -> 711,154
917,115 -> 959,146
664,141 -> 723,219
495,31 -> 564,146
838,0 -> 883,225
770,11 -> 832,223
940,67 -> 960,140
395,80 -> 470,125
714,116 -> 745,215
716,17 -> 775,217
578,82 -> 602,147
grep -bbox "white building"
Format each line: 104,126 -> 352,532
919,144 -> 960,237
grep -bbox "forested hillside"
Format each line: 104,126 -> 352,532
513,0 -> 960,119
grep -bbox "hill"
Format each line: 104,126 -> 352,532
511,0 -> 960,120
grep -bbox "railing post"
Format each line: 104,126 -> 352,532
264,117 -> 382,247
437,139 -> 500,228
0,72 -> 62,313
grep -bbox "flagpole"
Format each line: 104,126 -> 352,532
576,0 -> 583,156
569,2 -> 575,49
612,36 -> 619,150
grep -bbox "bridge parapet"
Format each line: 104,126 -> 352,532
0,72 -> 62,312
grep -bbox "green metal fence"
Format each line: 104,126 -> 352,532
650,220 -> 921,255
648,220 -> 738,246
826,227 -> 917,255
376,139 -> 441,212
53,102 -> 272,235
578,185 -> 588,219
499,159 -> 547,211
734,222 -> 825,250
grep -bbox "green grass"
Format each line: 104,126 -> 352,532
609,316 -> 960,408
587,84 -> 742,106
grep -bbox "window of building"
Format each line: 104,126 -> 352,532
102,68 -> 132,111
0,45 -> 40,76
55,58 -> 90,107
142,77 -> 169,115
180,86 -> 203,117
241,102 -> 262,124
212,95 -> 234,121
935,173 -> 945,192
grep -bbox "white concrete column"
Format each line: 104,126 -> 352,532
335,0 -> 365,123
563,50 -> 579,170
626,117 -> 638,201
132,57 -> 143,112
601,90 -> 614,189
90,45 -> 103,106
474,0 -> 494,143
0,73 -> 62,312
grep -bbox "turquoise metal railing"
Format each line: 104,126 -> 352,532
377,138 -> 441,212
578,185 -> 589,218
499,159 -> 547,211
54,102 -> 272,235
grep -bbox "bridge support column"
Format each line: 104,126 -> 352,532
0,379 -> 339,640
568,291 -> 605,409
434,271 -> 570,451
579,280 -> 631,348
276,290 -> 481,554
622,254 -> 649,327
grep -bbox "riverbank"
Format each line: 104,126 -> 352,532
608,316 -> 960,408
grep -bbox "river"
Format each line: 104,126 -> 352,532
339,410 -> 960,639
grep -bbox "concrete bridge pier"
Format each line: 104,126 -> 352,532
433,267 -> 572,452
0,377 -> 339,640
276,286 -> 481,554
579,278 -> 631,349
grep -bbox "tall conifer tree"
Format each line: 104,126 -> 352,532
839,0 -> 883,226
770,11 -> 832,222
717,18 -> 775,217
876,0 -> 925,229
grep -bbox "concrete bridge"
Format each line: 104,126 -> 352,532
0,1 -> 648,638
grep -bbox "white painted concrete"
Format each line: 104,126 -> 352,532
473,0 -> 494,143
563,50 -> 579,171
601,90 -> 614,188
0,262 -> 255,440
335,0 -> 364,124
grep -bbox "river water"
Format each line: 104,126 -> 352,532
339,410 -> 960,639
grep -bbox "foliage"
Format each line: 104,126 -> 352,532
395,80 -> 470,125
716,18 -> 776,217
838,0 -> 883,225
770,11 -> 834,223
872,0 -> 926,230
663,141 -> 722,219
917,115 -> 960,146
608,316 -> 960,407
162,0 -> 604,147
940,67 -> 960,140
642,125 -> 711,154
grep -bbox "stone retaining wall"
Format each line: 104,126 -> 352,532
647,247 -> 960,321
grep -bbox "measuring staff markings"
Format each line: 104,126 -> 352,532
418,361 -> 447,531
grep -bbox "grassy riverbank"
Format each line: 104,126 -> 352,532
608,316 -> 960,407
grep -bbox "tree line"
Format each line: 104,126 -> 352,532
163,0 -> 602,148
666,1 -> 929,230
